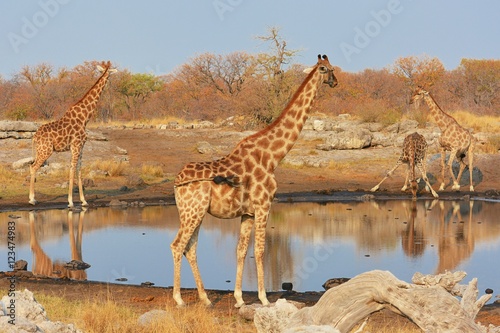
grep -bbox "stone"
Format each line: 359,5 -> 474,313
14,260 -> 28,271
137,309 -> 174,326
253,299 -> 299,333
0,289 -> 82,333
12,157 -> 33,170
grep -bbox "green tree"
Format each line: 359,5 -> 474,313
116,71 -> 163,119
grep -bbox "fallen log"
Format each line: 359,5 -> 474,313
250,270 -> 499,333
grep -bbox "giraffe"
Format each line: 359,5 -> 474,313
410,87 -> 475,192
29,61 -> 117,208
371,132 -> 438,199
170,54 -> 338,308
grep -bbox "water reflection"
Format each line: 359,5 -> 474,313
29,210 -> 87,280
0,199 -> 498,299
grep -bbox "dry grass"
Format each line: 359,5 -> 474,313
451,110 -> 500,133
140,164 -> 164,182
87,159 -> 129,177
23,292 -> 255,333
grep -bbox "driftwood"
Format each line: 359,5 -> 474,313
277,270 -> 498,333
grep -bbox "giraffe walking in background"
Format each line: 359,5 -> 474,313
29,61 -> 117,208
371,132 -> 438,199
410,87 -> 476,192
170,55 -> 338,308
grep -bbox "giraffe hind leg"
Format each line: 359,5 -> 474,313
171,185 -> 211,307
234,214 -> 254,308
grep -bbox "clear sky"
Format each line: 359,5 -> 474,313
1,0 -> 499,78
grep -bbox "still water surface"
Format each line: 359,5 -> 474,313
1,199 -> 499,301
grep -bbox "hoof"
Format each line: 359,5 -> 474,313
234,301 -> 245,308
29,200 -> 37,206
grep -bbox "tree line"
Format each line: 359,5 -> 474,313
1,29 -> 498,129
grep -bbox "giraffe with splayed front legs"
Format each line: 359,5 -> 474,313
29,61 -> 117,208
410,87 -> 476,192
371,132 -> 438,199
170,54 -> 338,308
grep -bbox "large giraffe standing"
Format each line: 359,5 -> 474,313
171,54 -> 338,307
410,87 -> 475,192
29,61 -> 117,208
371,132 -> 438,199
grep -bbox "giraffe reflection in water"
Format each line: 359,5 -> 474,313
29,209 -> 88,280
400,199 -> 476,274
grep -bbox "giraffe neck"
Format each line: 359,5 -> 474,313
64,69 -> 111,125
234,64 -> 323,170
423,94 -> 456,131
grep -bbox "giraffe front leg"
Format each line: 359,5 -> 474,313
438,149 -> 446,191
370,161 -> 401,192
254,218 -> 270,307
448,150 -> 461,191
401,165 -> 410,192
234,215 -> 254,308
29,165 -> 38,205
68,164 -> 75,208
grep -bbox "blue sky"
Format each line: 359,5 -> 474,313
1,1 -> 499,78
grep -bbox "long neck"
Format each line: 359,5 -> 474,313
237,64 -> 322,170
65,69 -> 111,124
423,94 -> 456,131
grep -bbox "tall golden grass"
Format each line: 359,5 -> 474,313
22,293 -> 255,333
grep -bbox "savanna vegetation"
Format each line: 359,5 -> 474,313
0,28 -> 499,129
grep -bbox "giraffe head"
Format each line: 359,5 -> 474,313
96,60 -> 118,75
409,86 -> 429,105
304,54 -> 338,88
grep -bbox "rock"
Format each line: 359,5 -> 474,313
127,174 -> 145,187
14,260 -> 28,271
114,146 -> 128,155
322,277 -> 350,290
196,141 -> 217,154
0,289 -> 82,333
253,299 -> 300,333
138,309 -> 174,326
63,260 -> 91,270
0,121 -> 39,132
312,119 -> 325,131
12,157 -> 33,170
318,128 -> 372,150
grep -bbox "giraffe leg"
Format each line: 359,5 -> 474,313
370,160 -> 402,192
234,214 -> 254,308
448,149 -> 461,191
171,185 -> 209,307
438,148 -> 447,191
468,143 -> 475,191
184,225 -> 211,306
75,150 -> 88,206
29,141 -> 52,205
401,163 -> 410,192
416,162 -> 438,198
253,211 -> 270,306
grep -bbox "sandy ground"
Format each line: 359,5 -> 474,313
1,126 -> 499,329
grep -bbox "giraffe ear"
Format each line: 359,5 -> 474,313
303,67 -> 314,74
96,65 -> 105,72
